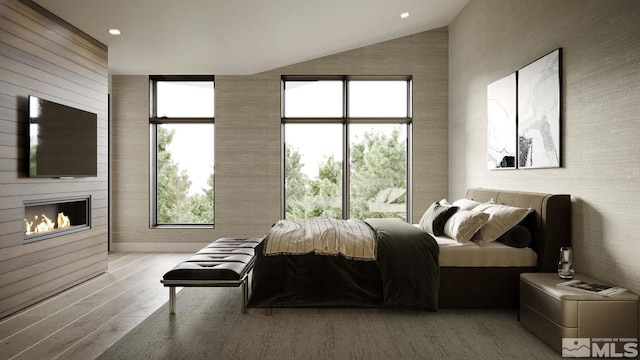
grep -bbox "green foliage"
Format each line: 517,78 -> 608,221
285,128 -> 406,220
350,128 -> 407,220
308,155 -> 342,218
285,145 -> 342,220
284,144 -> 309,219
156,125 -> 404,224
156,127 -> 214,224
187,169 -> 215,223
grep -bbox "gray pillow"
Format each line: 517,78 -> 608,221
419,201 -> 459,236
496,225 -> 531,248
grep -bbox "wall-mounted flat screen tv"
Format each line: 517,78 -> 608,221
28,95 -> 98,178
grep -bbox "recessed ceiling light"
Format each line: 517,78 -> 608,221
400,12 -> 410,19
108,29 -> 121,35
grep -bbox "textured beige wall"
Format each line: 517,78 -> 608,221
111,29 -> 449,251
449,0 -> 640,295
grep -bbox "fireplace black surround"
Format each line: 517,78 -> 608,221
23,196 -> 91,244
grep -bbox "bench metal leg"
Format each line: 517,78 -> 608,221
169,286 -> 176,314
164,270 -> 254,315
241,279 -> 247,314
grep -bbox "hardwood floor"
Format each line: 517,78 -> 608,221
0,252 -> 190,360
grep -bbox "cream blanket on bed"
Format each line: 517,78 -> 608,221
264,217 -> 377,260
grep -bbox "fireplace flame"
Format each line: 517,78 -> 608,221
57,212 -> 71,228
24,212 -> 72,236
24,219 -> 34,235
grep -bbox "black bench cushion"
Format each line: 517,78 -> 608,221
163,262 -> 249,281
214,237 -> 263,243
205,242 -> 260,249
186,254 -> 253,264
197,247 -> 255,256
162,237 -> 261,285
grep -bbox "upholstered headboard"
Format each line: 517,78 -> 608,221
465,188 -> 571,272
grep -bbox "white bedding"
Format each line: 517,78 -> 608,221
264,218 -> 376,260
434,235 -> 537,267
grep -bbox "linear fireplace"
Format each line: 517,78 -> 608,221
23,196 -> 91,244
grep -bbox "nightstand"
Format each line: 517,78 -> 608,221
519,273 -> 638,353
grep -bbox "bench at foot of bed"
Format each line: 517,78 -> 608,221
160,237 -> 262,314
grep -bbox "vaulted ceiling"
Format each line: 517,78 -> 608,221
34,0 -> 468,75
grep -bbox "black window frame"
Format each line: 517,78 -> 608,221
281,75 -> 413,221
149,75 -> 215,228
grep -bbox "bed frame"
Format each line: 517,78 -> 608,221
438,188 -> 571,308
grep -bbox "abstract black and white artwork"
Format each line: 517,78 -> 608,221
487,72 -> 517,170
517,48 -> 561,168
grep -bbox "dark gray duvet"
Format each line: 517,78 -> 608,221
248,218 -> 440,310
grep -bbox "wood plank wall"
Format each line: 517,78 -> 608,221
0,0 -> 108,318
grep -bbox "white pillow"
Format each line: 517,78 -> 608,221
419,200 -> 459,236
452,198 -> 483,211
443,210 -> 490,243
472,203 -> 532,245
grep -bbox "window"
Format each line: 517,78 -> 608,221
150,76 -> 214,227
282,76 -> 412,221
284,123 -> 343,219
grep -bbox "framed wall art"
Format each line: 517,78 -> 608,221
487,72 -> 517,170
517,48 -> 561,169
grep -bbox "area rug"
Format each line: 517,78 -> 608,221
97,287 -> 560,359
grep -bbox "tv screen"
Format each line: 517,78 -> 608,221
28,95 -> 98,177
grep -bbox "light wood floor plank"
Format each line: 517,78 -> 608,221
52,315 -> 146,360
18,272 -> 186,360
12,253 -> 153,317
0,315 -> 44,341
1,253 -> 186,358
0,253 -> 151,339
11,261 -> 179,359
0,252 -> 189,360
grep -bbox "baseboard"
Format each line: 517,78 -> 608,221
110,242 -> 209,253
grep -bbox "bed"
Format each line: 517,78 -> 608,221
247,188 -> 571,310
438,188 -> 571,308
248,217 -> 441,310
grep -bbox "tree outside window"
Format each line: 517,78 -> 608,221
283,77 -> 411,221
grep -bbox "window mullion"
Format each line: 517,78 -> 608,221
406,123 -> 413,223
407,79 -> 413,118
150,117 -> 214,124
280,123 -> 286,220
343,79 -> 349,220
150,124 -> 158,227
343,122 -> 350,220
